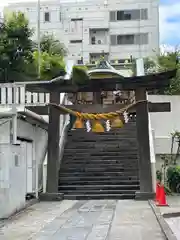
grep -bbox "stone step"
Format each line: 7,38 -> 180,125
67,131 -> 137,139
63,156 -> 138,161
58,185 -> 139,190
61,163 -> 138,168
63,152 -> 138,157
58,120 -> 138,200
63,149 -> 138,154
59,175 -> 139,181
60,171 -> 139,176
65,144 -> 138,148
68,139 -> 137,142
66,138 -> 138,144
58,179 -> 140,185
60,167 -> 139,172
68,134 -> 137,139
63,158 -> 138,162
68,136 -> 136,140
59,189 -> 137,194
63,193 -> 135,200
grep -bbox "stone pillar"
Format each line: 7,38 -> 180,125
135,88 -> 154,200
40,91 -> 63,201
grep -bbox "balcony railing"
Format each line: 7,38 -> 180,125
0,83 -> 50,106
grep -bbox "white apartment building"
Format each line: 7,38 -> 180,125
5,0 -> 159,65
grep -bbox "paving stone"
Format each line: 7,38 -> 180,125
0,200 -> 165,240
166,217 -> 180,239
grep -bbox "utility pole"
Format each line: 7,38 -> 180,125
37,0 -> 41,78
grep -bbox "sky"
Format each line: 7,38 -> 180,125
0,0 -> 179,47
160,0 -> 180,47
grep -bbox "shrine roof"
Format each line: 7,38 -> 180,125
88,60 -> 125,78
25,68 -> 177,93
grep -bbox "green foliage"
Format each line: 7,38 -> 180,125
145,51 -> 180,95
0,12 -> 34,82
72,65 -> 89,85
40,34 -> 67,57
158,51 -> 178,71
156,170 -> 162,182
164,185 -> 172,195
33,51 -> 66,80
34,34 -> 67,80
167,166 -> 180,192
0,13 -> 67,82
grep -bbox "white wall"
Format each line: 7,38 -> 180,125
0,144 -> 26,219
148,95 -> 180,155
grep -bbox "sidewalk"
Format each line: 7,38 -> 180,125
158,196 -> 180,240
0,200 -> 165,240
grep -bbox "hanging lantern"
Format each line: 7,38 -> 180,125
92,120 -> 105,132
111,117 -> 124,128
73,118 -> 84,129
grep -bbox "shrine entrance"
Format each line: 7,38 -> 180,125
26,60 -> 176,200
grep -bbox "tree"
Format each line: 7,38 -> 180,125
33,50 -> 66,80
32,34 -> 67,80
40,34 -> 67,57
145,50 -> 180,95
0,12 -> 35,82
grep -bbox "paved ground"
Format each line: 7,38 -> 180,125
0,200 -> 165,240
158,196 -> 180,239
165,217 -> 180,239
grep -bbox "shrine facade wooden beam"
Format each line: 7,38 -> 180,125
25,69 -> 176,93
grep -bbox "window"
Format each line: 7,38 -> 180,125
110,11 -> 116,21
110,9 -> 148,21
110,33 -> 148,45
134,33 -> 148,45
77,59 -> 83,64
141,9 -> 148,20
71,18 -> 83,21
44,12 -> 50,22
110,35 -> 117,45
59,12 -> 62,21
15,155 -> 19,167
110,60 -> 115,64
117,34 -> 134,45
117,10 -> 140,21
91,36 -> 96,45
70,40 -> 82,43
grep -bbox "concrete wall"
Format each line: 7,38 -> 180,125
148,95 -> 180,154
0,117 -> 47,218
0,144 -> 26,219
148,95 -> 180,171
0,117 -> 48,190
16,119 -> 48,188
5,0 -> 159,64
0,119 -> 11,143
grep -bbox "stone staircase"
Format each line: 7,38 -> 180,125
58,119 -> 140,199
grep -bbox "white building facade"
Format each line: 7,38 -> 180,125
5,0 -> 159,64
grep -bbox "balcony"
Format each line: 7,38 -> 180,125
86,44 -> 109,53
84,19 -> 109,30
